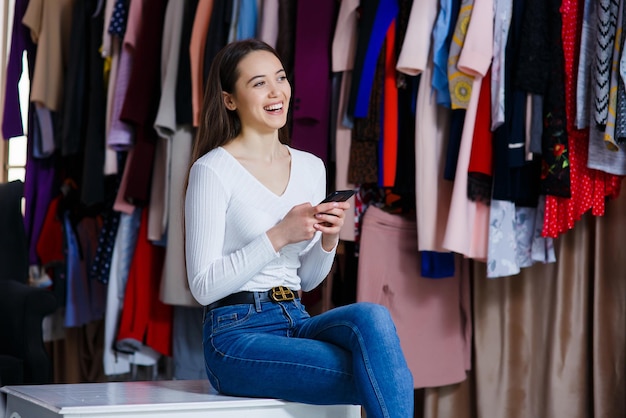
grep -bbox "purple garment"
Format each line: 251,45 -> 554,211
2,0 -> 35,139
34,105 -> 56,158
108,47 -> 135,151
290,0 -> 338,162
23,110 -> 57,265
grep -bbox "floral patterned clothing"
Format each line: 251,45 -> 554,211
447,0 -> 475,110
539,0 -> 571,198
487,196 -> 555,279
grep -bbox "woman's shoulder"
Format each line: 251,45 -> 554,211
193,147 -> 231,168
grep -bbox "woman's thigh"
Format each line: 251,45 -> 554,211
203,301 -> 359,405
295,302 -> 404,364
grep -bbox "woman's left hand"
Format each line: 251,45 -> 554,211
313,201 -> 350,250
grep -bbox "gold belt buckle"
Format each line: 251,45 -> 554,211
270,286 -> 295,302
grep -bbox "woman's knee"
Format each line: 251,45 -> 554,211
348,302 -> 395,330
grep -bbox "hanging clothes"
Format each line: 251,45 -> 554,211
357,205 -> 471,389
116,208 -> 173,357
290,0 -> 338,163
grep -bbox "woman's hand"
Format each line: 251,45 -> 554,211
267,203 -> 319,251
266,201 -> 350,252
313,201 -> 350,251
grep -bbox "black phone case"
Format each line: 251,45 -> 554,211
321,190 -> 355,203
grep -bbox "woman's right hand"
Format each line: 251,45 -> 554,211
266,203 -> 318,251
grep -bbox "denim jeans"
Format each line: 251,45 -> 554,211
203,299 -> 414,418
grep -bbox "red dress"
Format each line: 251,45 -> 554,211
117,208 -> 173,356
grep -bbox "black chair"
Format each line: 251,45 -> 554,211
0,180 -> 57,386
0,180 -> 28,282
0,280 -> 57,385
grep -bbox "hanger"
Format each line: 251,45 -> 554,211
93,0 -> 104,18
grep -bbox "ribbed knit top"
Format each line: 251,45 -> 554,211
184,146 -> 336,306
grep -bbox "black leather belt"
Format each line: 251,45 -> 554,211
205,286 -> 297,312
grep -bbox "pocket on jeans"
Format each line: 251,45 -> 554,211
210,304 -> 254,334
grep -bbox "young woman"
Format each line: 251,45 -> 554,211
184,39 -> 414,418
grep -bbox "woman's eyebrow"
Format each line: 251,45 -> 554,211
246,69 -> 286,85
246,74 -> 265,85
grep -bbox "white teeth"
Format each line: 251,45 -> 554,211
264,103 -> 282,111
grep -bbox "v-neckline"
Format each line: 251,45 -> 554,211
218,146 -> 293,198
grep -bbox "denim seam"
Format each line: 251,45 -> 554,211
209,337 -> 353,379
204,356 -> 221,392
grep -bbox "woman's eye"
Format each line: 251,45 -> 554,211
254,81 -> 265,87
278,76 -> 287,82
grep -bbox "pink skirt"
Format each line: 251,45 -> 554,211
356,205 -> 471,388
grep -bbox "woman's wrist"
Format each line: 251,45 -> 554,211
266,227 -> 288,252
321,234 -> 339,252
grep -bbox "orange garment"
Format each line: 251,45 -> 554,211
190,0 -> 214,127
382,21 -> 398,187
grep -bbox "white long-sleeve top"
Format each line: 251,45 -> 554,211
184,146 -> 336,306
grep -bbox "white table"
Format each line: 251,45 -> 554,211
1,380 -> 361,418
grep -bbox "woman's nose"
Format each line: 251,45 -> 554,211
268,82 -> 279,96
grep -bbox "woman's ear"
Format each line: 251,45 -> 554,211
222,92 -> 236,111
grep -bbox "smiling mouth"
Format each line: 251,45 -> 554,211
264,103 -> 283,112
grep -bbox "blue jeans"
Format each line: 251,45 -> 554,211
203,299 -> 414,418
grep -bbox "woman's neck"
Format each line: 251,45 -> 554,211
225,132 -> 286,162
222,132 -> 292,196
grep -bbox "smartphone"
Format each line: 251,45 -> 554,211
320,189 -> 355,203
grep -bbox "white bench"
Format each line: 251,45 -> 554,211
1,380 -> 361,418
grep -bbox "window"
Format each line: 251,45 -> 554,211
5,57 -> 30,182
6,135 -> 26,181
1,0 -> 28,184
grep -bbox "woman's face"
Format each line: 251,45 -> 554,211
223,50 -> 291,135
